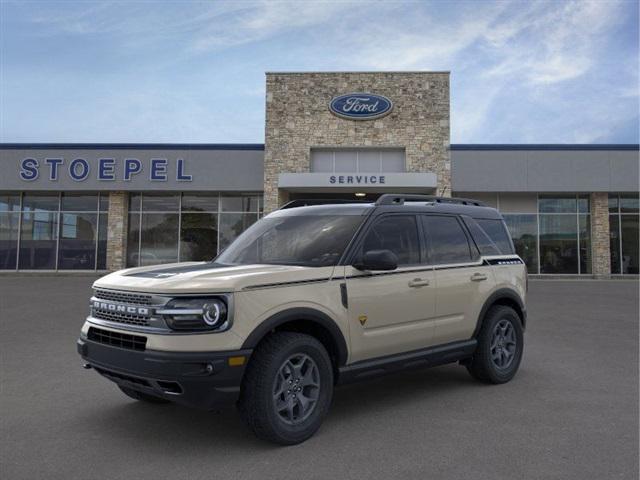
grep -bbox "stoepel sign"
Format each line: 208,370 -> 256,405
329,93 -> 393,120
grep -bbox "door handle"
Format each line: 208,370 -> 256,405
408,278 -> 430,288
470,272 -> 488,282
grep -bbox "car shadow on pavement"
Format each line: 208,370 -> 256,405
79,364 -> 476,451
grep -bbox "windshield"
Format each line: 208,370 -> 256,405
216,214 -> 364,267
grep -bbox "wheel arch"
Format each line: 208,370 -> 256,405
241,307 -> 349,370
473,288 -> 526,338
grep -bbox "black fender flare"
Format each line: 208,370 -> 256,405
473,288 -> 527,337
241,307 -> 349,366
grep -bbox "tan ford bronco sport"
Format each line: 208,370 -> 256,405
77,194 -> 527,444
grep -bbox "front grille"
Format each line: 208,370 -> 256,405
94,289 -> 153,305
88,327 -> 147,351
92,309 -> 151,327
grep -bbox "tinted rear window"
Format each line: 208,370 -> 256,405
476,219 -> 514,254
422,215 -> 473,265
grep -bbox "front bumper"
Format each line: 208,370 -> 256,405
77,337 -> 252,410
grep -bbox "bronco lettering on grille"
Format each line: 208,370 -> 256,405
92,301 -> 149,316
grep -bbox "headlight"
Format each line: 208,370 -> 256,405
158,297 -> 229,332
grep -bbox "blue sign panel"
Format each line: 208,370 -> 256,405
329,93 -> 393,120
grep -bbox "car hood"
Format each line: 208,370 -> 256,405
93,262 -> 337,294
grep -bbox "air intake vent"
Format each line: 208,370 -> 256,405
94,289 -> 153,305
88,327 -> 147,351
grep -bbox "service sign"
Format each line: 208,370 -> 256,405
329,93 -> 393,120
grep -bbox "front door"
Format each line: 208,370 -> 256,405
344,214 -> 436,363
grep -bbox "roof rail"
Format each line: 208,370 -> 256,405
375,194 -> 486,207
279,199 -> 369,210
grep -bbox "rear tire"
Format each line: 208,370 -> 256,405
238,332 -> 334,445
118,385 -> 170,404
466,305 -> 523,384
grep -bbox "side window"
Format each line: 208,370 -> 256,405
360,215 -> 420,266
422,215 -> 473,265
462,217 -> 501,256
476,219 -> 515,254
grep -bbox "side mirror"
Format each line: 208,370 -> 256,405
354,249 -> 398,271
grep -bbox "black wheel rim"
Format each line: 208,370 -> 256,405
272,353 -> 320,425
491,319 -> 517,370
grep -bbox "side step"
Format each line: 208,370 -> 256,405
337,339 -> 477,384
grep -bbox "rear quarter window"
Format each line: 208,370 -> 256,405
475,218 -> 515,255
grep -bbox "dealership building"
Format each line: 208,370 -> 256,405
0,72 -> 638,276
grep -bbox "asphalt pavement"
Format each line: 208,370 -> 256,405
1,276 -> 638,480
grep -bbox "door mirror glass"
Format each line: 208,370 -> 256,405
354,249 -> 398,271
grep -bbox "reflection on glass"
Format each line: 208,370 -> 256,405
503,214 -> 538,273
620,194 -> 639,214
577,195 -> 590,214
139,213 -> 179,266
220,195 -> 260,213
608,194 -> 619,213
181,193 -> 219,212
579,215 -> 591,274
180,213 -> 218,261
538,196 -> 577,213
142,194 -> 179,212
99,193 -> 109,212
620,215 -> 639,274
19,211 -> 58,269
126,213 -> 140,267
97,212 -> 108,269
219,213 -> 258,251
0,193 -> 21,212
609,215 -> 621,274
61,193 -> 98,211
539,215 -> 578,274
0,212 -> 19,269
22,193 -> 59,212
57,213 -> 98,269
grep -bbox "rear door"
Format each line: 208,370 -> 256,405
344,214 -> 436,362
421,214 -> 494,344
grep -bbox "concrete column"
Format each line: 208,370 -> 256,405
106,191 -> 129,271
590,192 -> 611,278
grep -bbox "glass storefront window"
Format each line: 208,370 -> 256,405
139,213 -> 179,266
19,211 -> 58,269
57,212 -> 98,269
220,195 -> 260,213
539,214 -> 578,274
61,193 -> 99,211
538,196 -> 577,213
609,194 -> 639,275
180,213 -> 218,262
142,193 -> 180,212
0,212 -> 19,269
579,215 -> 591,274
182,193 -> 219,212
22,193 -> 59,212
0,192 -> 21,212
503,214 -> 538,273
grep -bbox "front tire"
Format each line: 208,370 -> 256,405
118,385 -> 170,404
466,305 -> 524,384
238,332 -> 334,445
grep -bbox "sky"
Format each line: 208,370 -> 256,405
0,0 -> 638,144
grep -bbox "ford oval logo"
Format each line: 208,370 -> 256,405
329,93 -> 393,120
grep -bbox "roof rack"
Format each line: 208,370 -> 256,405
279,199 -> 370,209
375,194 -> 486,207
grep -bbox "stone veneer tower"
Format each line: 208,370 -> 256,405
263,72 -> 451,212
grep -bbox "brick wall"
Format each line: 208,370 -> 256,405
591,192 -> 611,277
264,72 -> 450,212
106,191 -> 129,271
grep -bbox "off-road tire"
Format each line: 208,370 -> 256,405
238,332 -> 334,445
118,385 -> 170,404
466,305 -> 524,384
